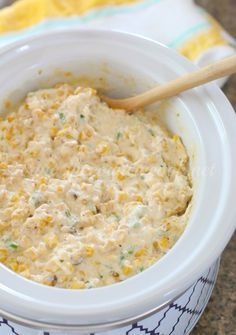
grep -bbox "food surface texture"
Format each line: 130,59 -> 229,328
0,84 -> 192,289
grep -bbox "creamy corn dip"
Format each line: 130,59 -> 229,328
0,85 -> 192,289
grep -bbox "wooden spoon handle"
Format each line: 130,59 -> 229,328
104,54 -> 236,111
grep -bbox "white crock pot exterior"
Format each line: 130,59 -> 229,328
0,260 -> 219,335
0,30 -> 235,332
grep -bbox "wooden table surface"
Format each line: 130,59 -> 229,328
193,1 -> 235,334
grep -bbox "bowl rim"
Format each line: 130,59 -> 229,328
0,259 -> 221,332
0,28 -> 235,329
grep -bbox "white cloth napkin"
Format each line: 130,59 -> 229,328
0,0 -> 235,85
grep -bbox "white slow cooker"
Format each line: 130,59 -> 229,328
0,30 -> 235,335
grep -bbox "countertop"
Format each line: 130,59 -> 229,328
193,1 -> 236,334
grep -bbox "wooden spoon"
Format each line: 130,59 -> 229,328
102,54 -> 236,111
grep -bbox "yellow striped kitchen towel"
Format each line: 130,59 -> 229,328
0,0 -> 235,84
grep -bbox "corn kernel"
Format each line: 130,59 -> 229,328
85,246 -> 94,257
44,234 -> 59,249
18,264 -> 27,272
63,123 -> 70,129
10,141 -> 17,148
20,236 -> 31,248
18,189 -> 27,197
43,279 -> 55,287
11,212 -> 23,220
122,265 -> 133,275
147,257 -> 157,267
111,161 -> 117,168
124,131 -> 129,139
135,167 -> 142,173
50,127 -> 59,138
9,262 -> 18,272
36,109 -> 45,120
48,160 -> 55,169
110,271 -> 120,278
0,163 -> 8,169
12,228 -> 20,239
133,195 -> 143,203
161,140 -> 168,150
4,100 -> 11,109
134,259 -> 142,267
39,220 -> 50,232
10,194 -> 19,203
78,130 -> 87,141
22,269 -> 31,279
24,247 -> 37,261
65,262 -> 74,274
66,133 -> 73,139
39,177 -> 46,186
64,71 -> 72,77
174,164 -> 180,171
23,102 -> 29,110
57,128 -> 72,138
0,248 -> 8,262
73,87 -> 84,95
42,92 -> 50,99
158,236 -> 169,249
78,145 -> 87,153
79,126 -> 93,141
5,128 -> 13,141
173,134 -> 180,142
7,115 -> 14,122
116,171 -> 126,181
70,281 -> 85,289
134,249 -> 146,257
153,241 -> 159,251
147,155 -> 156,164
42,215 -> 53,224
127,154 -> 134,162
0,222 -> 9,232
96,143 -> 109,154
90,88 -> 97,96
57,186 -> 63,193
117,152 -> 125,157
51,102 -> 60,110
154,191 -> 165,203
164,222 -> 171,231
80,183 -> 88,191
118,191 -> 128,203
79,270 -> 86,277
86,128 -> 93,138
30,150 -> 39,158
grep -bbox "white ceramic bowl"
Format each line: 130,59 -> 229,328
0,29 -> 235,333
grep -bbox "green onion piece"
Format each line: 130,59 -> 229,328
59,112 -> 66,122
31,192 -> 42,207
8,242 -> 18,250
116,132 -> 122,140
148,129 -> 155,137
65,209 -> 71,218
120,254 -> 125,262
111,213 -> 120,221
